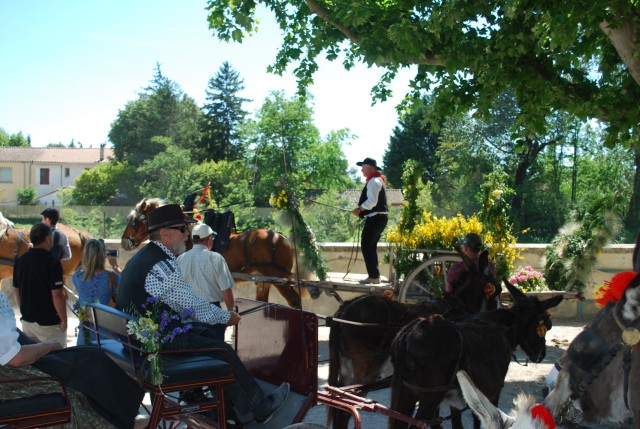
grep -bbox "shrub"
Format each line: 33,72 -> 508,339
16,187 -> 37,205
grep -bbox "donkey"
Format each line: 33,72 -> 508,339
543,272 -> 640,427
327,249 -> 502,428
456,370 -> 556,429
388,280 -> 563,429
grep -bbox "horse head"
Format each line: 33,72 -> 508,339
120,198 -> 163,250
502,278 -> 563,363
454,249 -> 502,313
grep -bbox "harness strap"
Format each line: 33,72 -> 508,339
623,346 -> 632,409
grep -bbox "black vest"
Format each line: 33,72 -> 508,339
358,178 -> 388,218
116,242 -> 170,313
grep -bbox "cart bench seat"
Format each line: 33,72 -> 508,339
86,303 -> 235,428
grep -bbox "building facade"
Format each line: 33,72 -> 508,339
0,146 -> 114,206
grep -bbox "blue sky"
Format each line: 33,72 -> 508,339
0,1 -> 414,168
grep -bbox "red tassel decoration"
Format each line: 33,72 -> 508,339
593,271 -> 636,308
531,404 -> 555,429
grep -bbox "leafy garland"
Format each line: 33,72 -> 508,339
270,189 -> 329,281
544,192 -> 624,293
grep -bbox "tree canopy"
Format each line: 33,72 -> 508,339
206,1 -> 640,146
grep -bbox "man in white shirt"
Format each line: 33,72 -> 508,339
177,223 -> 235,340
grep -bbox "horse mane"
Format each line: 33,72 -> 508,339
128,198 -> 164,221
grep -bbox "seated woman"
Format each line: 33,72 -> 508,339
0,291 -> 144,429
72,239 -> 121,345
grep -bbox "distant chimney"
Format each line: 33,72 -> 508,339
99,143 -> 105,161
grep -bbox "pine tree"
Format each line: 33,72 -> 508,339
382,102 -> 440,188
200,62 -> 250,162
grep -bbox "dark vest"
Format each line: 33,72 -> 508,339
50,229 -> 63,260
358,178 -> 388,218
116,242 -> 170,312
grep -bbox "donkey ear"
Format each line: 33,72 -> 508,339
456,370 -> 514,429
478,251 -> 489,274
504,277 -> 527,301
541,295 -> 563,311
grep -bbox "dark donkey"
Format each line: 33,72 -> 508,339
327,249 -> 502,429
389,280 -> 563,429
543,271 -> 640,427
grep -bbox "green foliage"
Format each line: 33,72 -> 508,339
16,187 -> 36,205
71,162 -> 127,205
300,190 -> 356,242
382,100 -> 440,188
61,208 -> 127,239
396,159 -> 424,234
544,192 -> 625,292
109,65 -> 203,166
137,145 -> 194,204
432,116 -> 495,216
205,1 -> 640,146
200,61 -> 250,162
0,129 -> 30,147
476,170 -> 519,280
247,91 -> 352,206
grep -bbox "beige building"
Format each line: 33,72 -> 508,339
0,146 -> 114,205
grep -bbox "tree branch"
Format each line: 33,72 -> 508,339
305,0 -> 445,66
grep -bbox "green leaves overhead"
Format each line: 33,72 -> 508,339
206,0 -> 640,146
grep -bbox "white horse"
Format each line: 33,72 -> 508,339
456,370 -> 556,429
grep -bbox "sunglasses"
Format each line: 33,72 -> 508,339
165,225 -> 189,233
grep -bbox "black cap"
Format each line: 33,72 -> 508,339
356,157 -> 381,170
148,204 -> 197,232
461,233 -> 483,252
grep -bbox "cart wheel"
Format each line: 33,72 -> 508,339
398,255 -> 461,303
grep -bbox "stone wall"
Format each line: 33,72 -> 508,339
3,241 -> 634,318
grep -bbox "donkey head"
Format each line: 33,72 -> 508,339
502,279 -> 563,363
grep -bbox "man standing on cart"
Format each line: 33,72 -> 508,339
351,157 -> 388,285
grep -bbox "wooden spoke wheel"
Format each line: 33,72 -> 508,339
397,252 -> 461,303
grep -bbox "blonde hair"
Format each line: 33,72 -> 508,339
81,239 -> 107,281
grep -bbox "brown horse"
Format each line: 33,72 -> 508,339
0,223 -> 91,286
120,198 -> 302,308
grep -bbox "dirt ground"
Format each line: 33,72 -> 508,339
300,317 -> 631,429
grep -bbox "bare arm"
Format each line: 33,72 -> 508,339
222,288 -> 235,311
51,289 -> 67,332
7,341 -> 62,367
